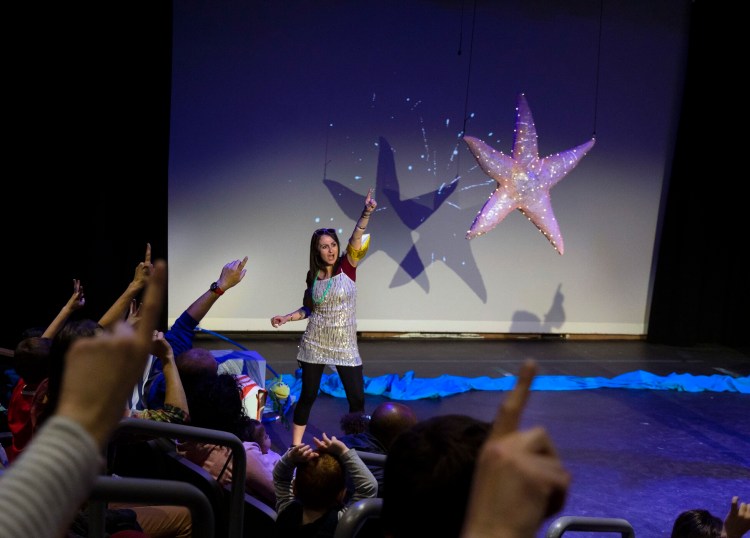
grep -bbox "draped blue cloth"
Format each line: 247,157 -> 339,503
269,370 -> 750,401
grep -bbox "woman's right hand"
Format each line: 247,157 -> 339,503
271,315 -> 287,328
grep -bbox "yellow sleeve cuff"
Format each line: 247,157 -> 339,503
347,234 -> 370,261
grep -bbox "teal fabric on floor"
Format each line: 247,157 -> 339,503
269,370 -> 750,402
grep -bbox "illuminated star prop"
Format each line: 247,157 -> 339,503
464,93 -> 595,254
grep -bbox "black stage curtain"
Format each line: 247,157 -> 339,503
647,1 -> 748,351
2,3 -> 171,349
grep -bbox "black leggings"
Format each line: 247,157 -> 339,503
293,362 -> 365,427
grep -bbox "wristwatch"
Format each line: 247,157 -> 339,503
209,282 -> 224,296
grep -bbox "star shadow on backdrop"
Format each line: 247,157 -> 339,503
324,136 -> 488,301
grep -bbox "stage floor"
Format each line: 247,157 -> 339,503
195,334 -> 750,537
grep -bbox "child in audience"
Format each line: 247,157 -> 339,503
6,278 -> 85,462
238,417 -> 282,477
273,432 -> 377,537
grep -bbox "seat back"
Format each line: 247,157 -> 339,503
88,475 -> 214,538
333,497 -> 383,538
160,444 -> 232,535
158,441 -> 277,536
111,417 -> 250,538
546,516 -> 636,537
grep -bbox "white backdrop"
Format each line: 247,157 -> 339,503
168,1 -> 690,335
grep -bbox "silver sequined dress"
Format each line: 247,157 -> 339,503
297,260 -> 361,367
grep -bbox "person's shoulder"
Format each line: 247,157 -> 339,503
306,508 -> 339,538
243,441 -> 266,457
275,499 -> 304,527
244,440 -> 262,450
340,432 -> 384,453
339,432 -> 365,445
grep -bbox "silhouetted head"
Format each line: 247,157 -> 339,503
237,417 -> 271,453
185,373 -> 245,435
670,509 -> 723,538
13,336 -> 52,386
175,347 -> 218,386
382,414 -> 490,538
369,402 -> 417,450
41,319 -> 102,425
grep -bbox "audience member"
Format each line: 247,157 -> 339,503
107,330 -> 193,537
6,336 -> 51,463
5,278 -> 85,462
273,432 -> 377,537
174,347 -> 220,391
30,318 -> 102,432
382,359 -> 570,538
459,360 -> 570,538
0,260 -> 166,538
383,415 -> 489,537
671,496 -> 750,538
143,255 -> 249,410
671,509 -> 723,538
127,331 -> 189,424
176,372 -> 278,508
238,416 -> 282,478
339,401 -> 417,497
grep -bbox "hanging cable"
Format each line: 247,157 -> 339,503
323,122 -> 332,180
457,0 -> 478,179
591,0 -> 604,138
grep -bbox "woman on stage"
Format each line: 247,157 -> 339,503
271,189 -> 377,446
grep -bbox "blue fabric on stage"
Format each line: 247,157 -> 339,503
270,370 -> 750,401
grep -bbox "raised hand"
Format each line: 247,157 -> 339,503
288,443 -> 318,464
42,279 -> 87,338
313,432 -> 348,457
216,256 -> 249,291
724,496 -> 750,538
125,298 -> 142,327
363,187 -> 377,215
150,330 -> 174,363
67,279 -> 86,312
460,359 -> 571,538
131,243 -> 153,290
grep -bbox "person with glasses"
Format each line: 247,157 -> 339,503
271,188 -> 377,447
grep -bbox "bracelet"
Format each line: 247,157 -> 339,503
361,211 -> 372,218
356,225 -> 366,230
